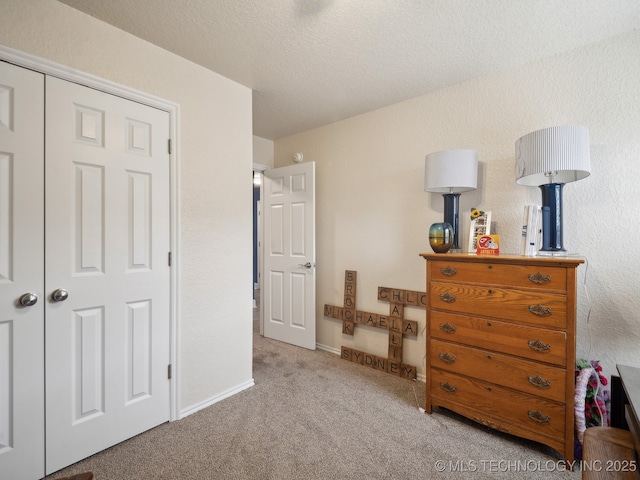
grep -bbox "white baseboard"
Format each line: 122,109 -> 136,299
179,379 -> 255,419
315,343 -> 340,355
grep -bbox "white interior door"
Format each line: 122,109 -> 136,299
0,61 -> 45,480
44,76 -> 171,474
262,162 -> 316,350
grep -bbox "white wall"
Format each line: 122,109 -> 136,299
275,30 -> 640,381
0,0 -> 254,414
253,135 -> 275,169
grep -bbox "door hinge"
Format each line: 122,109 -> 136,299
168,364 -> 172,380
168,139 -> 172,154
168,252 -> 172,266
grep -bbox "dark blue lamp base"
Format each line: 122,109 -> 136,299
442,193 -> 461,251
539,183 -> 565,253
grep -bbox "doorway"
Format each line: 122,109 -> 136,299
253,168 -> 263,335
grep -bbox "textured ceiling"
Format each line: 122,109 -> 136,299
58,0 -> 640,140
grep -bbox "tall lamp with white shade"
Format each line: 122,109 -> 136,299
515,125 -> 591,255
424,149 -> 478,252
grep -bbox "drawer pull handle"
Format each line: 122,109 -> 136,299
474,417 -> 500,430
527,410 -> 551,424
528,375 -> 551,389
439,352 -> 456,364
439,292 -> 456,303
528,339 -> 551,352
440,266 -> 457,276
528,272 -> 551,285
528,304 -> 551,316
440,382 -> 457,393
439,322 -> 457,334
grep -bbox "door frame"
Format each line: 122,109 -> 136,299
0,45 -> 181,421
253,163 -> 269,337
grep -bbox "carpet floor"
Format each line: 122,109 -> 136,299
45,330 -> 581,479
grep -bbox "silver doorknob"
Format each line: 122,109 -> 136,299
298,262 -> 313,269
19,293 -> 38,307
51,289 -> 69,302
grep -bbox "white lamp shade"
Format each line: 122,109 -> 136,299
515,125 -> 590,186
424,149 -> 478,193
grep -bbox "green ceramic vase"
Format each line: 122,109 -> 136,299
429,222 -> 454,253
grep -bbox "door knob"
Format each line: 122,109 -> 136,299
19,293 -> 38,307
51,288 -> 69,302
298,262 -> 313,269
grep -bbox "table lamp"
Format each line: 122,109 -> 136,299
424,149 -> 478,251
515,125 -> 590,255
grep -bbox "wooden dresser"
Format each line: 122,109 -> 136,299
420,253 -> 584,463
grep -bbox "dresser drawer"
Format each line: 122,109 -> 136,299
430,339 -> 566,402
429,311 -> 567,366
430,261 -> 568,292
431,369 -> 565,441
430,281 -> 567,329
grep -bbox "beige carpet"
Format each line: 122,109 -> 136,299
46,331 -> 580,479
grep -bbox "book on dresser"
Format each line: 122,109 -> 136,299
420,253 -> 584,464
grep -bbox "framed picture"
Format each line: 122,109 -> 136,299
468,209 -> 492,253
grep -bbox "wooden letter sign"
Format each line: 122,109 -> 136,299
324,270 -> 426,379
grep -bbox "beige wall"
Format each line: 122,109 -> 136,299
275,30 -> 640,380
0,0 -> 254,414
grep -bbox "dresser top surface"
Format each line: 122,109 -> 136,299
420,252 -> 585,267
617,364 -> 640,426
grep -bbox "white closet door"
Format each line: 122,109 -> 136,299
44,76 -> 171,474
0,62 -> 45,480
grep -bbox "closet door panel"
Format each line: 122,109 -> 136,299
45,75 -> 171,475
0,60 -> 45,480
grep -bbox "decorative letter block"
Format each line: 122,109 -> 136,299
324,271 -> 425,380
